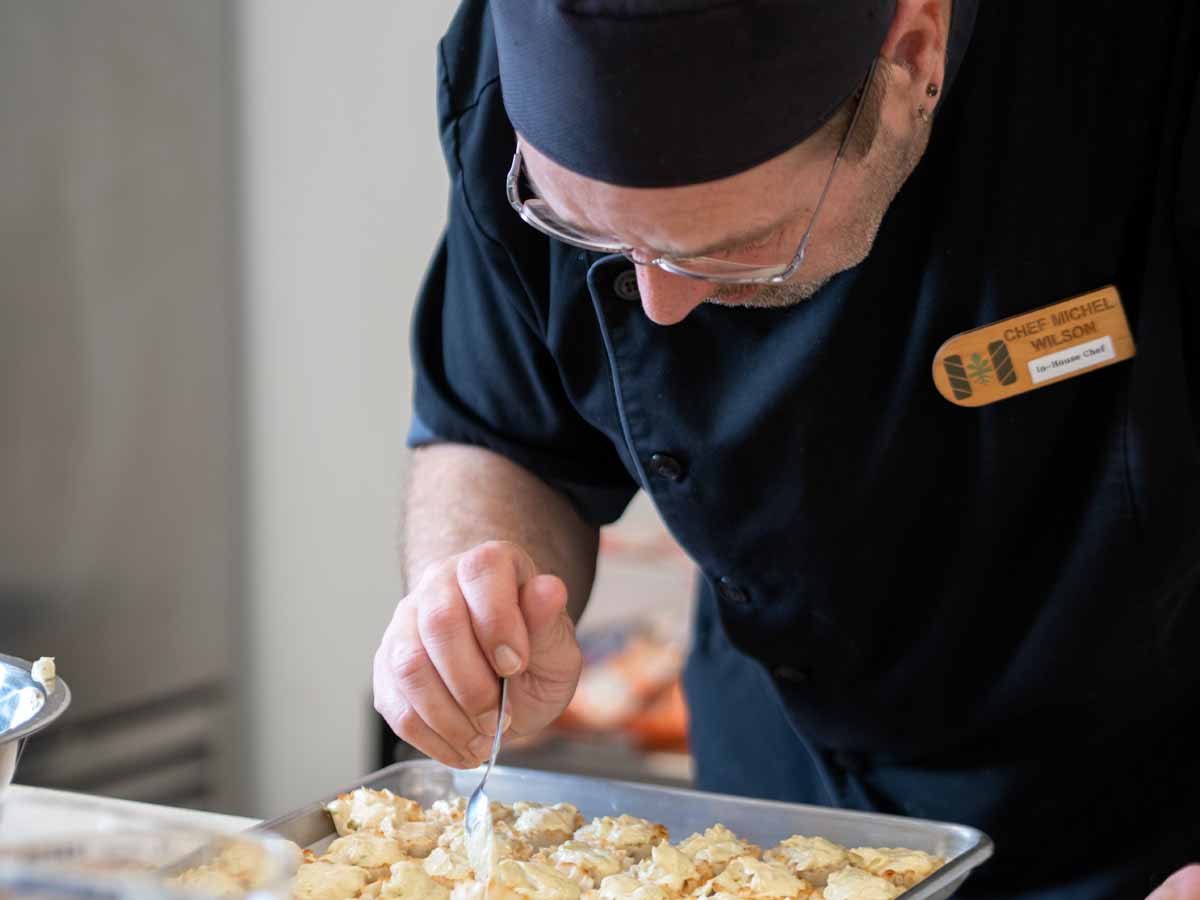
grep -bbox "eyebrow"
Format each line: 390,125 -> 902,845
522,168 -> 793,258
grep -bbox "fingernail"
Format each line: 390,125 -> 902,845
476,710 -> 500,735
494,644 -> 521,676
500,710 -> 512,733
467,735 -> 492,759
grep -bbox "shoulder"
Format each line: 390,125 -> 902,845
436,1 -> 554,305
437,0 -> 499,131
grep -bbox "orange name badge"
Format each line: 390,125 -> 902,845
932,285 -> 1136,407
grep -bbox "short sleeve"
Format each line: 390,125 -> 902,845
408,184 -> 638,527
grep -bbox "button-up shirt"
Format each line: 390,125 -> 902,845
408,2 -> 1200,895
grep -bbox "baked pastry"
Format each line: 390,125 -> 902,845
574,815 -> 669,861
438,820 -> 533,864
379,860 -> 451,900
423,847 -> 474,888
700,856 -> 811,899
179,785 -> 944,900
380,820 -> 443,859
512,801 -> 585,848
172,866 -> 244,896
589,873 -> 671,900
762,836 -> 848,887
427,796 -> 514,828
449,859 -> 581,900
291,860 -> 371,900
325,788 -> 423,836
849,847 -> 943,888
210,838 -> 303,889
631,842 -> 701,896
323,833 -> 407,881
544,840 -> 627,890
677,825 -> 761,881
821,866 -> 903,900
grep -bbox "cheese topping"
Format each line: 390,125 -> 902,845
547,840 -> 626,889
678,825 -> 760,875
762,835 -> 848,886
708,856 -> 808,899
424,847 -> 473,884
821,867 -> 903,900
849,846 -> 941,885
512,802 -> 584,847
632,842 -> 699,895
325,788 -> 423,836
382,860 -> 451,900
574,816 -> 667,859
291,861 -> 371,900
325,833 -> 407,874
594,873 -> 671,900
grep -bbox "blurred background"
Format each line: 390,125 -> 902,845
1,1 -> 695,819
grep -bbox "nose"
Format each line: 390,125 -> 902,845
634,264 -> 711,326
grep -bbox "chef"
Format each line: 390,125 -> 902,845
373,1 -> 1200,896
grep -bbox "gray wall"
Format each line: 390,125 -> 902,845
238,1 -> 456,815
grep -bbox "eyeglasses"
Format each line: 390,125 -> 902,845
506,60 -> 877,286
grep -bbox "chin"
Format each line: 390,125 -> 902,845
705,217 -> 884,311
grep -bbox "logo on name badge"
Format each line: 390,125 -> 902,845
932,285 -> 1136,407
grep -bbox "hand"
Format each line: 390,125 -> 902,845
374,540 -> 583,768
1148,865 -> 1200,899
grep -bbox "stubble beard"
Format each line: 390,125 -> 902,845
702,122 -> 927,311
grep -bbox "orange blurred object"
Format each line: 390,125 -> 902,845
625,680 -> 690,752
557,635 -> 682,732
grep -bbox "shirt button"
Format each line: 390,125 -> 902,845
717,576 -> 749,607
773,664 -> 811,685
646,452 -> 685,482
613,269 -> 640,301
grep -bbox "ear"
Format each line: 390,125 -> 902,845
879,0 -> 952,113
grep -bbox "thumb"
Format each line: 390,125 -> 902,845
523,574 -> 570,652
506,575 -> 581,737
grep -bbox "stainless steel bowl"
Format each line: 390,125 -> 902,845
1,653 -> 72,796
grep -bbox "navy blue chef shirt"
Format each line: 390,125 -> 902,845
408,2 -> 1200,897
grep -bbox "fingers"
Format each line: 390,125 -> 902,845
457,541 -> 535,677
373,543 -> 581,767
415,569 -> 505,750
1147,864 -> 1200,900
373,607 -> 476,769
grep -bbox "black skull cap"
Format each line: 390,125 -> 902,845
492,0 -> 896,187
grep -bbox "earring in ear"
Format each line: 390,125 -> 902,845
917,105 -> 930,123
926,83 -> 940,97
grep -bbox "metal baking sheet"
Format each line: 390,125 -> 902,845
257,759 -> 993,899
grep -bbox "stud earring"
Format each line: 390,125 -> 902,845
926,83 -> 940,98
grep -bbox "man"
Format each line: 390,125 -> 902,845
374,1 -> 1200,896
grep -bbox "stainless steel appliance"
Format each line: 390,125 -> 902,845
0,1 -> 241,810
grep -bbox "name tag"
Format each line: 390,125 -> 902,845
932,285 -> 1136,407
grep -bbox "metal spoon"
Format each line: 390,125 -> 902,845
464,677 -> 507,878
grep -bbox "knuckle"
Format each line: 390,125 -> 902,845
471,603 -> 518,638
457,541 -> 518,584
457,680 -> 500,716
388,645 -> 434,693
430,716 -> 475,751
418,598 -> 470,647
414,557 -> 459,592
394,705 -> 424,738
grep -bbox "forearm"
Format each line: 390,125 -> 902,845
403,443 -> 600,621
